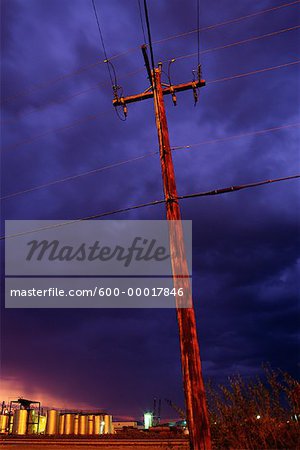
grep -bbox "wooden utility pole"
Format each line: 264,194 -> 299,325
113,47 -> 211,450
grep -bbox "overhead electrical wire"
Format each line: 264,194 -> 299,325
143,0 -> 155,71
172,122 -> 300,152
1,68 -> 143,126
168,24 -> 300,62
4,58 -> 299,127
2,59 -> 299,152
154,0 -> 300,45
2,122 -> 299,202
1,0 -> 300,104
177,175 -> 300,200
1,0 -> 299,105
1,174 -> 299,241
1,199 -> 166,241
138,0 -> 147,44
206,60 -> 300,84
0,151 -> 158,200
2,26 -> 299,125
91,0 -> 114,87
197,0 -> 201,68
2,111 -> 112,152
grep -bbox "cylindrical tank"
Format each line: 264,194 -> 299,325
45,410 -> 59,435
73,414 -> 79,435
94,415 -> 101,435
9,416 -> 13,434
64,414 -> 74,435
27,410 -> 37,434
78,415 -> 87,435
104,414 -> 113,434
39,415 -> 47,434
12,410 -> 27,435
0,415 -> 8,434
87,415 -> 94,435
58,414 -> 65,435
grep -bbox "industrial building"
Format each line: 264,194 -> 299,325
0,398 -> 113,436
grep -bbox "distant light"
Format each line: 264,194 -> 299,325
144,412 -> 153,430
256,415 -> 261,420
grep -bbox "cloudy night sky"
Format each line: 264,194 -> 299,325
0,0 -> 299,420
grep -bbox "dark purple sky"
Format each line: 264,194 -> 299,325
1,0 -> 299,420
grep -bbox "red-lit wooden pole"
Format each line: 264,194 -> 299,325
152,67 -> 211,450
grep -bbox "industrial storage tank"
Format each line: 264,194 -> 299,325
78,415 -> 87,435
0,415 -> 8,434
12,410 -> 27,435
58,414 -> 65,435
104,414 -> 113,434
37,415 -> 46,434
9,416 -> 13,434
64,414 -> 74,435
45,410 -> 59,435
94,415 -> 102,435
87,415 -> 94,435
73,414 -> 79,435
27,410 -> 36,434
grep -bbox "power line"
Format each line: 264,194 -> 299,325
2,174 -> 299,241
143,0 -> 156,71
0,151 -> 158,200
91,0 -> 114,87
154,0 -> 300,45
1,68 -> 143,126
5,58 -> 298,128
2,111 -> 112,152
197,0 -> 201,67
2,59 -> 299,152
138,0 -> 147,44
2,122 -> 299,202
1,199 -> 165,240
170,24 -> 300,62
3,38 -> 299,127
177,175 -> 300,200
172,122 -> 300,152
1,0 -> 299,105
207,60 -> 300,85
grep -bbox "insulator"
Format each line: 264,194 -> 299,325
172,93 -> 177,106
170,87 -> 177,106
193,86 -> 198,106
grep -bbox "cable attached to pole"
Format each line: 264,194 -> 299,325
143,0 -> 156,71
91,0 -> 126,120
1,174 -> 299,241
197,0 -> 201,69
138,0 -> 147,44
91,0 -> 114,86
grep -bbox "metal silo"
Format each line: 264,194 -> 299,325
104,414 -> 113,434
58,414 -> 65,435
45,410 -> 59,435
64,414 -> 74,435
39,415 -> 47,434
94,415 -> 101,435
73,414 -> 79,435
12,410 -> 27,435
0,415 -> 8,434
27,410 -> 38,434
87,415 -> 94,435
78,415 -> 87,435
